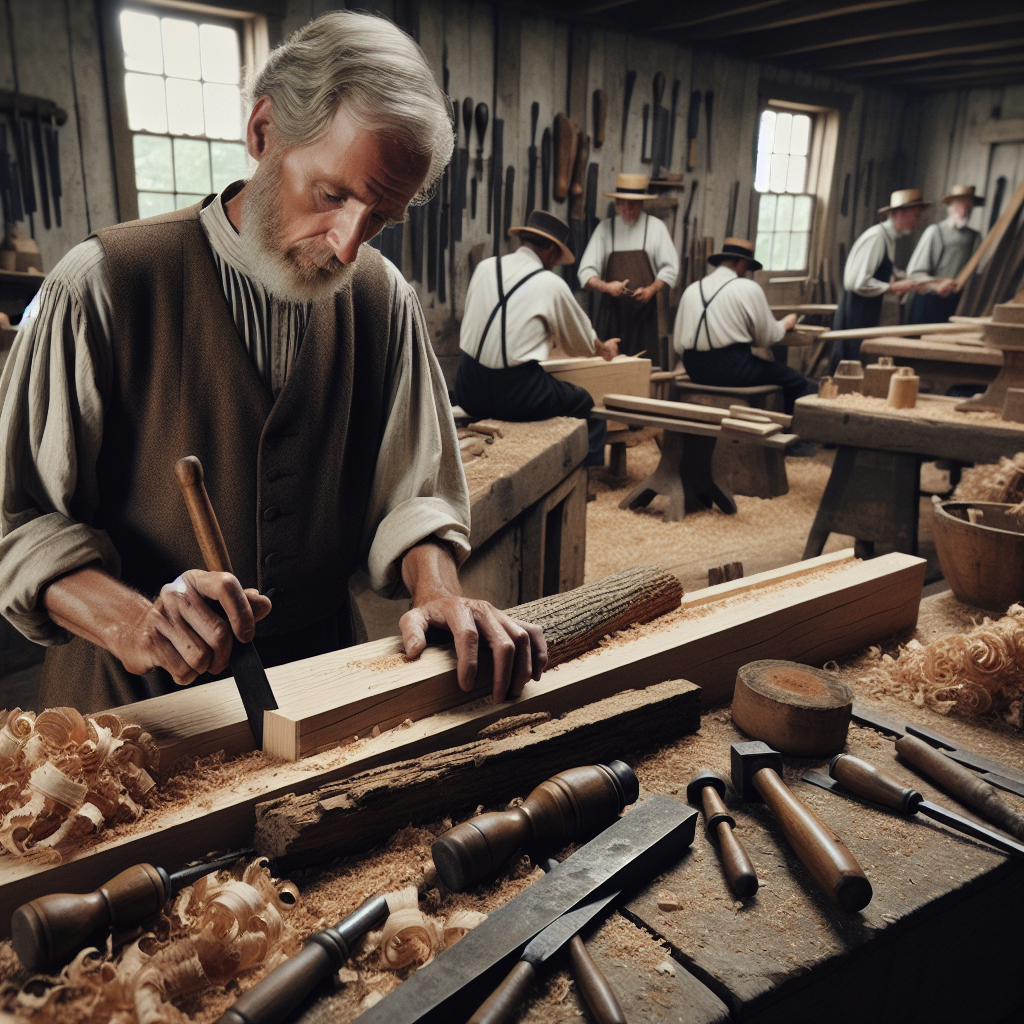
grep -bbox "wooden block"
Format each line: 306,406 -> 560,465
720,417 -> 782,437
252,677 -> 702,862
728,405 -> 792,427
467,420 -> 504,438
542,356 -> 652,430
708,561 -> 743,587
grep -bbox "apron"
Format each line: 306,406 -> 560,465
831,246 -> 893,367
594,214 -> 658,357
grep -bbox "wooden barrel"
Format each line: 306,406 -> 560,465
932,500 -> 1024,612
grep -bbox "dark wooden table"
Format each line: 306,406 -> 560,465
792,394 -> 1024,559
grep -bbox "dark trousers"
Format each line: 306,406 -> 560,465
455,354 -> 607,466
682,344 -> 817,415
907,291 -> 959,324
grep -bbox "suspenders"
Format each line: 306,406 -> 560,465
693,276 -> 740,350
474,258 -> 546,367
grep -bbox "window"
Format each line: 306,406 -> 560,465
753,109 -> 815,272
117,8 -> 249,216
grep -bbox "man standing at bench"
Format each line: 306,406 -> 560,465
674,238 -> 816,438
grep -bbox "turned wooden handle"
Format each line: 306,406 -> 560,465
687,137 -> 697,171
831,754 -> 919,814
754,768 -> 872,911
174,456 -> 232,573
566,934 -> 626,1024
468,960 -> 535,1024
895,735 -> 1024,841
701,786 -> 758,897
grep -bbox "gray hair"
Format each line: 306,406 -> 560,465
248,11 -> 453,200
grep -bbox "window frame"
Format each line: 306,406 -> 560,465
102,0 -> 268,222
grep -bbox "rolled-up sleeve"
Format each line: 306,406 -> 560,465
362,265 -> 472,597
577,221 -> 609,288
649,217 -> 679,286
843,226 -> 890,297
0,241 -> 120,644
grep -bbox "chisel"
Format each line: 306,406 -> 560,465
45,120 -> 62,228
620,70 -> 636,153
503,164 -> 514,241
666,79 -> 680,170
12,849 -> 256,972
525,101 -> 539,220
174,456 -> 278,747
704,90 -> 714,173
541,127 -> 551,212
802,757 -> 1024,857
686,90 -> 701,172
31,108 -> 51,230
15,116 -> 36,216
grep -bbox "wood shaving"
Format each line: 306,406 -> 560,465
827,392 -> 1017,428
953,452 -> 1024,504
849,603 -> 1024,726
0,708 -> 157,864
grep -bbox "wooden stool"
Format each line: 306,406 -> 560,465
674,382 -> 789,499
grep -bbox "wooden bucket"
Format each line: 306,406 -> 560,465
932,500 -> 1024,612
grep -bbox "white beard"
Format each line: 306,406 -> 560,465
238,155 -> 354,304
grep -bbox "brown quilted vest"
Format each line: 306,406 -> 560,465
40,202 -> 392,711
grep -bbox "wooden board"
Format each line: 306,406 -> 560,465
860,337 -> 1002,367
604,393 -> 727,424
542,356 -> 652,430
253,677 -> 701,861
792,395 -> 1024,464
592,407 -> 797,451
820,321 -> 993,342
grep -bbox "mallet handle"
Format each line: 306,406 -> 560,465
174,456 -> 232,573
754,768 -> 872,912
701,786 -> 758,898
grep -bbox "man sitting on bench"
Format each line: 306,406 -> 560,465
674,237 -> 816,454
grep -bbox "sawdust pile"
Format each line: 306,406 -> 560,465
0,708 -> 157,864
827,392 -> 1013,427
851,604 -> 1024,726
953,452 -> 1024,504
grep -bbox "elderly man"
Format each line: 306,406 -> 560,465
906,184 -> 983,324
0,12 -> 545,712
456,211 -> 617,473
829,188 -> 929,369
578,173 -> 678,357
674,238 -> 817,436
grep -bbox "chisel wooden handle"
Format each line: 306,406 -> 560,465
753,768 -> 872,911
566,934 -> 626,1024
831,754 -> 920,813
468,960 -> 535,1024
701,787 -> 758,898
895,735 -> 1024,841
174,456 -> 232,573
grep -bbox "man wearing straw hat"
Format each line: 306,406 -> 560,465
674,237 -> 817,429
456,210 -> 619,473
578,173 -> 679,357
829,188 -> 930,369
905,184 -> 983,324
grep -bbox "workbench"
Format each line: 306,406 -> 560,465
860,336 -> 1001,394
351,417 -> 589,639
793,394 -> 1024,559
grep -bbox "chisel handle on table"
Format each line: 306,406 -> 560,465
566,934 -> 626,1024
702,787 -> 758,898
895,734 -> 1024,841
830,754 -> 920,813
468,960 -> 535,1024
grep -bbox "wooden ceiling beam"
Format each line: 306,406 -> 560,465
847,48 -> 1024,77
562,0 -> 783,23
871,68 -> 1024,87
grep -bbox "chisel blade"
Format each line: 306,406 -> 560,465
230,639 -> 277,748
521,887 -> 618,967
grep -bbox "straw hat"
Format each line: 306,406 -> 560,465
941,183 -> 984,207
508,210 -> 575,265
708,237 -> 763,272
878,188 -> 932,214
603,173 -> 656,201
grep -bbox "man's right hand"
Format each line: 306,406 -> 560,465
594,337 -> 620,361
43,566 -> 272,686
888,278 -> 916,296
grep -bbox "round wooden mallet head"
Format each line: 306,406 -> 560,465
731,660 -> 854,757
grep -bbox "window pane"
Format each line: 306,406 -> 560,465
176,193 -> 207,209
120,11 -> 162,73
211,141 -> 247,190
200,24 -> 240,84
754,151 -> 771,193
791,114 -> 811,157
788,232 -> 808,270
792,194 -> 813,232
775,193 -> 795,232
757,193 -> 777,232
166,78 -> 205,136
770,232 -> 789,271
133,134 -> 174,191
162,18 -> 201,80
138,191 -> 176,217
174,138 -> 211,193
786,155 -> 807,193
125,73 -> 167,133
773,112 -> 792,154
755,232 -> 773,268
204,84 -> 243,139
769,153 -> 789,194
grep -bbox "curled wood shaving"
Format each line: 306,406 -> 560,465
0,708 -> 157,863
367,887 -> 442,970
442,910 -> 487,946
954,452 -> 1024,504
851,603 -> 1024,726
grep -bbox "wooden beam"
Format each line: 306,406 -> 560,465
849,49 -> 1024,78
252,677 -> 701,862
815,30 -> 1024,71
889,69 -> 1024,88
566,0 -> 788,21
820,321 -> 992,341
956,177 -> 1024,288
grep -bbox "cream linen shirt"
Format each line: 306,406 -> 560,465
843,218 -> 899,298
577,212 -> 679,289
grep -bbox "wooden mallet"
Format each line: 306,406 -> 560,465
687,770 -> 758,898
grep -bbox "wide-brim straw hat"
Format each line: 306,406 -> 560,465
708,237 -> 763,272
603,172 -> 656,201
509,209 -> 575,265
878,188 -> 932,214
941,183 -> 984,207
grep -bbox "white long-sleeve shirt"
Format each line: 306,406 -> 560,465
577,212 -> 679,289
674,265 -> 786,353
843,218 -> 898,297
0,190 -> 471,645
906,218 -> 980,282
459,246 -> 597,368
